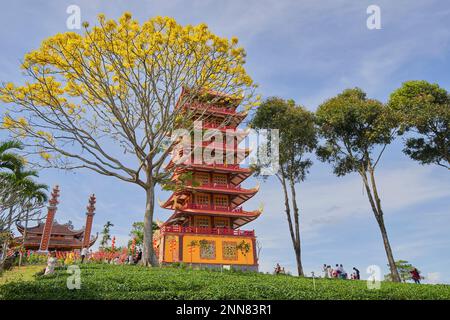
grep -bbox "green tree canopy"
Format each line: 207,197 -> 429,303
0,149 -> 48,268
0,140 -> 24,172
316,88 -> 394,176
128,221 -> 158,250
100,221 -> 114,249
389,80 -> 450,169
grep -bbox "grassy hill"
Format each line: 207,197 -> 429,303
1,263 -> 449,300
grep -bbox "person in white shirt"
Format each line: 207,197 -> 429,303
322,264 -> 327,278
45,251 -> 57,275
81,247 -> 88,263
326,265 -> 332,278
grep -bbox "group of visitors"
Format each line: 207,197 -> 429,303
43,247 -> 143,275
103,249 -> 142,265
323,264 -> 360,280
45,250 -> 424,285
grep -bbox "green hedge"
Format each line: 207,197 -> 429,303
1,264 -> 449,300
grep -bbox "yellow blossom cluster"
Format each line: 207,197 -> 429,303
0,12 -> 258,161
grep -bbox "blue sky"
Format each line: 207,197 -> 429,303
1,0 -> 449,284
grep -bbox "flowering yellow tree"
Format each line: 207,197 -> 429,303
0,13 -> 258,266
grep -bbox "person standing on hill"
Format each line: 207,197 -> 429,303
81,247 -> 88,263
44,251 -> 57,275
135,250 -> 142,264
335,264 -> 341,278
410,268 -> 421,284
323,264 -> 329,278
353,267 -> 360,280
274,263 -> 281,275
339,264 -> 347,279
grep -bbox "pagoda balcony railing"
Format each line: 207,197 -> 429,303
213,163 -> 241,169
188,182 -> 241,191
202,162 -> 241,170
177,161 -> 242,170
161,225 -> 254,237
187,103 -> 237,115
185,203 -> 243,213
194,141 -> 236,148
192,141 -> 244,152
202,122 -> 237,131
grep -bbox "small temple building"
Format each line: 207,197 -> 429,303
15,186 -> 98,252
157,89 -> 262,271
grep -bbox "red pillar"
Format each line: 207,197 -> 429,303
39,185 -> 60,251
82,194 -> 96,248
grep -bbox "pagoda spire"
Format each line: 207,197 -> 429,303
39,185 -> 60,251
82,194 -> 96,248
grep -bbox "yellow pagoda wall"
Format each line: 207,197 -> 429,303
162,234 -> 256,266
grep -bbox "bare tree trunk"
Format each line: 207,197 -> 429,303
278,172 -> 303,276
368,167 -> 401,283
375,213 -> 400,282
19,209 -> 29,267
142,184 -> 158,267
289,177 -> 304,277
360,168 -> 401,282
280,175 -> 295,247
0,241 -> 7,263
0,207 -> 14,264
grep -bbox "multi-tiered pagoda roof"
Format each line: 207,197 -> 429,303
160,88 -> 261,230
16,220 -> 97,251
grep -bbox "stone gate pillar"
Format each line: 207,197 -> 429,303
39,185 -> 60,251
82,194 -> 96,248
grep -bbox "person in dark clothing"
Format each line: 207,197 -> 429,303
410,268 -> 421,284
335,264 -> 340,277
274,263 -> 281,275
134,250 -> 142,264
353,267 -> 360,280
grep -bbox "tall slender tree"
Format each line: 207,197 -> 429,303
0,141 -> 25,222
0,146 -> 48,268
0,168 -> 46,259
316,88 -> 401,282
251,97 -> 317,276
18,180 -> 48,266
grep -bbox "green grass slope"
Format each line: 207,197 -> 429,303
1,264 -> 449,300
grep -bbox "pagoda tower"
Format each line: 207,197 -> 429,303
158,89 -> 262,271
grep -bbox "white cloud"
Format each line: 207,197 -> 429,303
426,272 -> 441,284
253,164 -> 450,236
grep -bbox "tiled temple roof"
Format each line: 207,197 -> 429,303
16,220 -> 85,236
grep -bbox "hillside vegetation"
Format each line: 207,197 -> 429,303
1,264 -> 449,300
